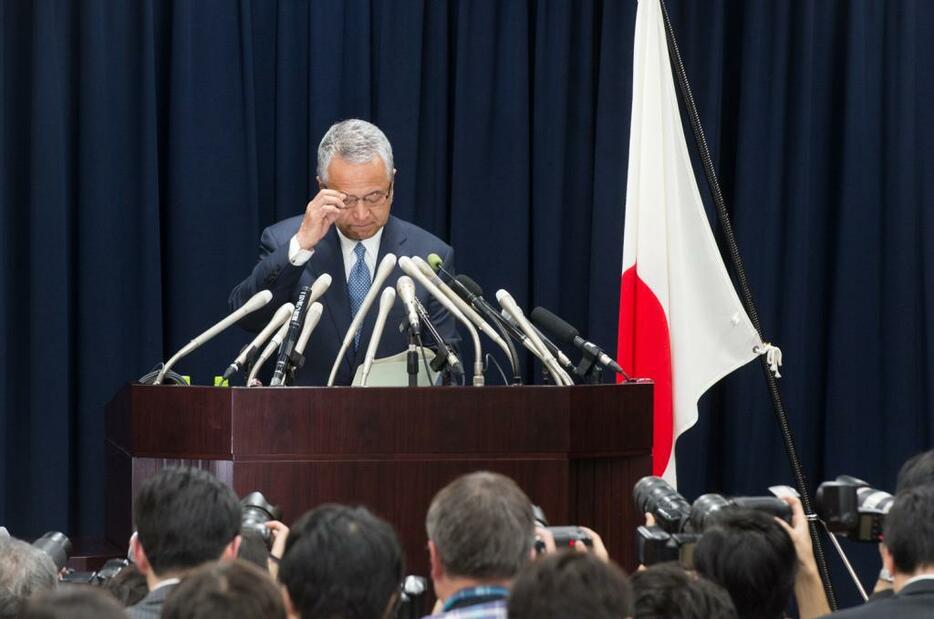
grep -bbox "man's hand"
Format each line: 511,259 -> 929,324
265,520 -> 290,579
574,527 -> 610,563
775,496 -> 831,619
296,189 -> 346,250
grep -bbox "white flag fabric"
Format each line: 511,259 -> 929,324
617,0 -> 763,486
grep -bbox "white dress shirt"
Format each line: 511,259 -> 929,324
288,227 -> 383,282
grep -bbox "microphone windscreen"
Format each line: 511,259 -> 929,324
455,274 -> 484,297
243,290 -> 274,313
530,306 -> 579,345
427,253 -> 444,271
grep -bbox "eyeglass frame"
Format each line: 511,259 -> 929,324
322,180 -> 394,210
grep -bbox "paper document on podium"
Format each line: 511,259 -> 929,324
351,348 -> 439,386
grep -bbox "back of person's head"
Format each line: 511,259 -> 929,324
161,559 -> 285,619
425,471 -> 534,581
631,562 -> 737,619
100,564 -> 148,607
279,504 -> 404,619
0,537 -> 58,619
897,449 -> 934,493
508,552 -> 632,619
237,527 -> 270,571
692,509 -> 796,619
132,466 -> 241,577
18,586 -> 127,619
884,485 -> 934,576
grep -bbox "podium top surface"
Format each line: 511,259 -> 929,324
106,382 -> 653,460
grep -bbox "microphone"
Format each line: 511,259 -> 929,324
294,302 -> 324,358
360,287 -> 397,386
412,257 -> 516,372
306,273 -> 333,304
223,302 -> 294,380
499,307 -> 576,372
530,307 -> 630,379
246,310 -> 293,386
153,290 -> 273,385
270,286 -> 313,386
496,290 -> 574,386
396,276 -> 421,336
327,253 -> 398,386
400,256 -> 485,386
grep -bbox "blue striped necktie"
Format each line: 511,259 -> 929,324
347,242 -> 371,349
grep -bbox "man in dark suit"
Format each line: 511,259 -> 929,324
128,467 -> 242,619
229,119 -> 459,386
821,485 -> 934,618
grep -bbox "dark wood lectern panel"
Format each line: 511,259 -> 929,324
106,383 -> 652,572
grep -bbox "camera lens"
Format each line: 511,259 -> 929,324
240,491 -> 282,543
32,531 -> 72,571
633,476 -> 692,533
690,494 -> 732,532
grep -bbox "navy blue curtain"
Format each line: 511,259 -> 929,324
2,0 -> 932,605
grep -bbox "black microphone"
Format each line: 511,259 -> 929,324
530,306 -> 631,380
270,286 -> 312,386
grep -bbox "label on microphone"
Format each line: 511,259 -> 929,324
213,376 -> 230,387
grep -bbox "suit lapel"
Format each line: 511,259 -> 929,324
356,216 -> 408,359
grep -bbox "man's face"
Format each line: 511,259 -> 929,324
320,156 -> 394,241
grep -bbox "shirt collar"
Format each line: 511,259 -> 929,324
902,573 -> 934,588
336,226 -> 383,265
150,577 -> 181,592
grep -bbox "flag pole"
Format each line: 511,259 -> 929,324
656,0 -> 837,609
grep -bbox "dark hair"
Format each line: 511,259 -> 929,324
631,562 -> 737,619
508,552 -> 632,619
897,450 -> 934,493
884,485 -> 934,574
0,537 -> 58,619
237,527 -> 270,571
19,586 -> 127,619
425,471 -> 534,580
692,509 -> 796,619
100,563 -> 149,607
132,466 -> 241,576
162,559 -> 286,619
279,504 -> 404,619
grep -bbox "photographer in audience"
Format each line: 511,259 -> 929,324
277,504 -> 404,619
19,586 -> 128,619
508,551 -> 632,619
162,559 -> 285,619
822,485 -> 934,617
692,508 -> 798,619
630,563 -> 736,619
128,466 -> 242,619
424,471 -> 534,618
0,536 -> 58,618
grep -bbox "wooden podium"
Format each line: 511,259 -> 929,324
105,383 -> 652,573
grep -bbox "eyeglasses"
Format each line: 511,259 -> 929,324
325,182 -> 394,210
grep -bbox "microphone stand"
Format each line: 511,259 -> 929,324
574,350 -> 605,385
406,326 -> 419,387
414,300 -> 462,385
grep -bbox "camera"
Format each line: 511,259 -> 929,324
531,506 -> 593,554
632,476 -> 793,567
240,491 -> 282,545
31,530 -> 131,584
32,531 -> 72,572
815,475 -> 893,542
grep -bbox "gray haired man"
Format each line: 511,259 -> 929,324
229,118 -> 460,385
0,536 -> 58,619
424,471 -> 535,619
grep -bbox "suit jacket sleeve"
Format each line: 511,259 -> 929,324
228,225 -> 305,332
